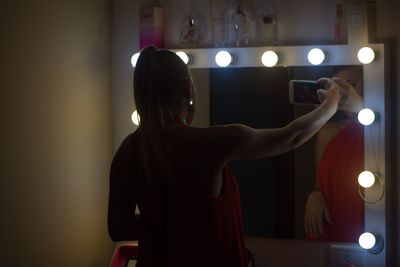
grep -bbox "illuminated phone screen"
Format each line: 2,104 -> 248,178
290,80 -> 324,105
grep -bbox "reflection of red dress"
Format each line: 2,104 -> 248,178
316,121 -> 364,242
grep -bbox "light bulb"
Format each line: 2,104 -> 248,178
358,108 -> 375,125
176,51 -> 190,64
261,51 -> 279,67
131,52 -> 140,67
358,171 -> 376,188
131,110 -> 140,126
358,47 -> 375,64
359,232 -> 384,254
307,48 -> 326,65
215,51 -> 232,67
359,232 -> 376,249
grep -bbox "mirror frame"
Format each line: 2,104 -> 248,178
171,44 -> 387,267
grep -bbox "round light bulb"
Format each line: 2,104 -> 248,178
307,48 -> 326,65
358,171 -> 376,188
131,52 -> 140,67
358,47 -> 375,64
215,51 -> 232,67
131,110 -> 140,126
359,232 -> 376,250
261,51 -> 279,67
176,51 -> 190,64
358,108 -> 375,125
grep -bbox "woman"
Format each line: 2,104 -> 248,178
304,66 -> 364,242
108,46 -> 342,267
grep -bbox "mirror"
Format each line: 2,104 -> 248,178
192,65 -> 364,240
171,44 -> 386,266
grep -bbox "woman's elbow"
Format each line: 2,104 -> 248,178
108,220 -> 122,242
108,214 -> 140,242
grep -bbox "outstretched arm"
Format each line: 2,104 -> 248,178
169,78 -> 341,165
225,78 -> 342,160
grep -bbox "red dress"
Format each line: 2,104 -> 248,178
316,121 -> 365,242
109,130 -> 248,267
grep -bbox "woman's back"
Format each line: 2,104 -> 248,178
116,130 -> 248,267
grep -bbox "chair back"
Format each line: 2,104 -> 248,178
109,243 -> 138,267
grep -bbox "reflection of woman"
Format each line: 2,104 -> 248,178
304,66 -> 364,242
108,46 -> 342,267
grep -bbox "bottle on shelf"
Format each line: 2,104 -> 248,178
260,8 -> 277,45
334,3 -> 347,44
211,0 -> 228,47
179,17 -> 200,48
232,5 -> 249,47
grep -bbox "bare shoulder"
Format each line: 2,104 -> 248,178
169,124 -> 250,158
166,124 -> 249,197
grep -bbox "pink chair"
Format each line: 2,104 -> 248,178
109,243 -> 138,267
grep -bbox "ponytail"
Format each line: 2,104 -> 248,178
133,46 -> 188,190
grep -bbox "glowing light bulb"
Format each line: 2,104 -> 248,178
358,108 -> 375,125
359,232 -> 376,250
131,110 -> 140,126
261,51 -> 279,67
131,52 -> 140,67
358,171 -> 376,188
307,48 -> 326,65
358,47 -> 375,64
176,51 -> 190,64
215,51 -> 232,67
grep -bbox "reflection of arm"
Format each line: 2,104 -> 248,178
108,139 -> 140,242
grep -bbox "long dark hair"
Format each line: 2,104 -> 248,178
134,46 -> 188,190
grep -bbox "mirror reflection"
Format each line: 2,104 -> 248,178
192,65 -> 364,241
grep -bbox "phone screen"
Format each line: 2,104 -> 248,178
289,80 -> 324,105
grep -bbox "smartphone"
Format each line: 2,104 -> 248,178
289,80 -> 325,105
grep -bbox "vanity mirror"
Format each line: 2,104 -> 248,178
169,44 -> 387,267
209,64 -> 365,241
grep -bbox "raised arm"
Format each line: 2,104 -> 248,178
169,78 -> 341,166
223,78 -> 341,161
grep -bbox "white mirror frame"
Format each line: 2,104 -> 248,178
170,44 -> 387,267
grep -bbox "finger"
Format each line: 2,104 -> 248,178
317,215 -> 324,236
304,217 -> 309,234
324,205 -> 333,224
317,77 -> 338,88
311,217 -> 319,238
332,77 -> 353,91
317,89 -> 325,103
316,77 -> 332,85
308,221 -> 315,238
305,216 -> 313,237
305,220 -> 311,236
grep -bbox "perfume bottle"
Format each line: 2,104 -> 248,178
334,4 -> 343,44
232,5 -> 248,47
260,8 -> 277,45
211,0 -> 228,47
179,17 -> 199,48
